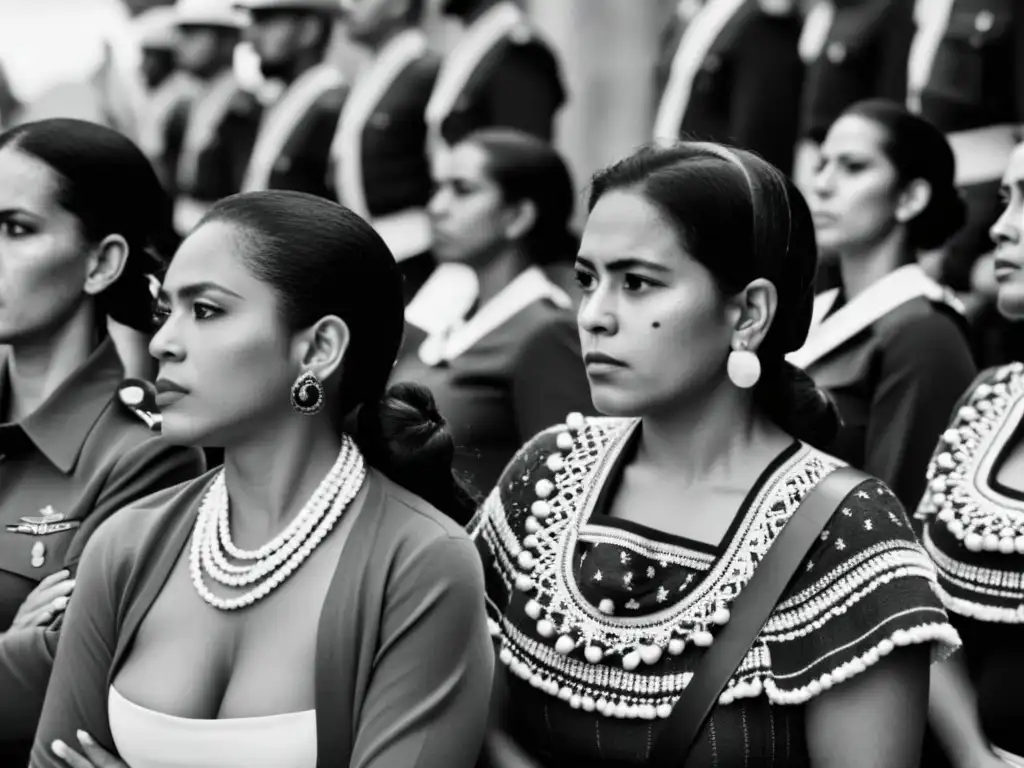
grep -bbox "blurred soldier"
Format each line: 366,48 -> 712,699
793,0 -> 915,195
0,58 -> 20,130
653,0 -> 804,174
331,0 -> 439,303
237,0 -> 348,196
909,0 -> 1024,299
172,0 -> 253,234
425,0 -> 566,158
135,5 -> 203,195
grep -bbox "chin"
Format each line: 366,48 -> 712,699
158,412 -> 219,448
588,383 -> 646,418
997,283 -> 1024,322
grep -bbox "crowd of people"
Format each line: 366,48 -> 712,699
0,0 -> 1020,766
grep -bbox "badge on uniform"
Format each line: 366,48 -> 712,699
3,506 -> 80,568
118,378 -> 162,431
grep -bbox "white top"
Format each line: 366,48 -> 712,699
108,686 -> 317,768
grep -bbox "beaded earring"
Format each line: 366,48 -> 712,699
290,370 -> 325,415
727,341 -> 761,389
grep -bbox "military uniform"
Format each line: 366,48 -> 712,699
138,71 -> 203,197
328,29 -> 439,304
0,339 -> 205,763
174,71 -> 262,234
240,63 -> 348,197
653,0 -> 804,174
793,0 -> 915,193
425,0 -> 566,157
908,0 -> 1024,291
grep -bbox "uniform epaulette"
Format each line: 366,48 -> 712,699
508,19 -> 534,45
117,379 -> 162,431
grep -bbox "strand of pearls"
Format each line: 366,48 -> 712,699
189,435 -> 366,611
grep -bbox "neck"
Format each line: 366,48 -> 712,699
471,246 -> 530,313
837,228 -> 912,300
221,413 -> 344,545
366,23 -> 410,53
279,52 -> 321,85
6,305 -> 101,423
636,380 -> 782,482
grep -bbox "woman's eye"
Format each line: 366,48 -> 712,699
193,303 -> 220,321
574,270 -> 596,290
151,304 -> 170,329
0,221 -> 30,237
623,274 -> 653,293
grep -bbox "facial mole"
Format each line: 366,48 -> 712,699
652,322 -> 661,329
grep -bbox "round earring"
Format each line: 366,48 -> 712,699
290,370 -> 324,415
727,342 -> 761,389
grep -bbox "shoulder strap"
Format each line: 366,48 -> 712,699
648,465 -> 870,765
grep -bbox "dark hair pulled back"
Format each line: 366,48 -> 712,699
840,99 -> 966,251
464,128 -> 579,266
588,142 -> 839,447
201,191 -> 475,523
0,118 -> 178,332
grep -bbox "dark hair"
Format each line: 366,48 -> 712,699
464,128 -> 579,266
0,118 -> 177,331
840,99 -> 966,251
200,191 -> 475,522
588,142 -> 839,447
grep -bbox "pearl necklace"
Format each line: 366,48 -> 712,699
919,363 -> 1024,553
190,435 -> 366,611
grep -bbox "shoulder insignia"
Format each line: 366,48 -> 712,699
508,20 -> 534,45
117,379 -> 162,431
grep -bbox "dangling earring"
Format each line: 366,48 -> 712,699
290,370 -> 324,414
727,341 -> 761,389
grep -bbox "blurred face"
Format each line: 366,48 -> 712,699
341,0 -> 408,42
810,114 -> 902,254
576,191 -> 734,417
0,147 -> 93,345
150,221 -> 300,447
990,145 -> 1024,320
175,26 -> 221,73
141,48 -> 175,89
428,142 -> 514,265
249,12 -> 311,70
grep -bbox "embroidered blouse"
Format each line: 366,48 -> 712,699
471,415 -> 959,766
915,362 -> 1024,757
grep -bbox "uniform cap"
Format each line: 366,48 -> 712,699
175,0 -> 251,29
134,6 -> 179,49
234,0 -> 343,14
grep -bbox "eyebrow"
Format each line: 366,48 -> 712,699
0,207 -> 39,218
575,255 -> 672,273
157,281 -> 243,302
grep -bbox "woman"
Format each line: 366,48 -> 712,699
790,99 -> 977,511
916,142 -> 1024,768
470,141 -> 959,767
0,118 -> 206,764
394,129 -> 592,506
31,190 -> 493,768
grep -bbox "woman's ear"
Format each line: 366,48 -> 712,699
294,315 -> 351,382
82,234 -> 130,296
726,278 -> 778,352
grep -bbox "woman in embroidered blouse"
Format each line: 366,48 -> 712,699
470,141 -> 960,767
791,99 -> 977,511
0,119 -> 206,765
917,142 -> 1024,768
392,129 -> 591,508
30,191 -> 493,768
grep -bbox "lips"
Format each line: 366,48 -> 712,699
584,352 -> 627,369
154,378 -> 188,407
994,254 -> 1023,282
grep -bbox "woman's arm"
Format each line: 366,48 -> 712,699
350,534 -> 495,768
805,646 -> 929,768
928,651 -> 1009,768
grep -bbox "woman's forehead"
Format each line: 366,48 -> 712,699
0,147 -> 62,216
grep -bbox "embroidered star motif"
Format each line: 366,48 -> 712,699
646,566 -> 656,578
593,569 -> 603,582
620,551 -> 631,565
625,598 -> 641,610
820,530 -> 830,541
623,571 -> 634,588
864,520 -> 874,531
835,538 -> 846,551
806,560 -> 815,572
659,559 -> 669,569
876,487 -> 886,496
841,507 -> 852,517
857,491 -> 870,499
657,586 -> 669,603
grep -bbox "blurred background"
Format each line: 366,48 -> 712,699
0,0 -> 681,219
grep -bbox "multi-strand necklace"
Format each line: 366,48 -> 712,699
189,434 -> 366,611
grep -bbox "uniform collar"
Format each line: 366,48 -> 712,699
0,338 -> 124,474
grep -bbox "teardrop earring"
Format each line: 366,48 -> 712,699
727,341 -> 761,389
290,370 -> 325,414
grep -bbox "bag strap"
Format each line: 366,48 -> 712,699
648,465 -> 870,765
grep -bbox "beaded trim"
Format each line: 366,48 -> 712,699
477,415 -> 958,718
915,363 -> 1024,622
